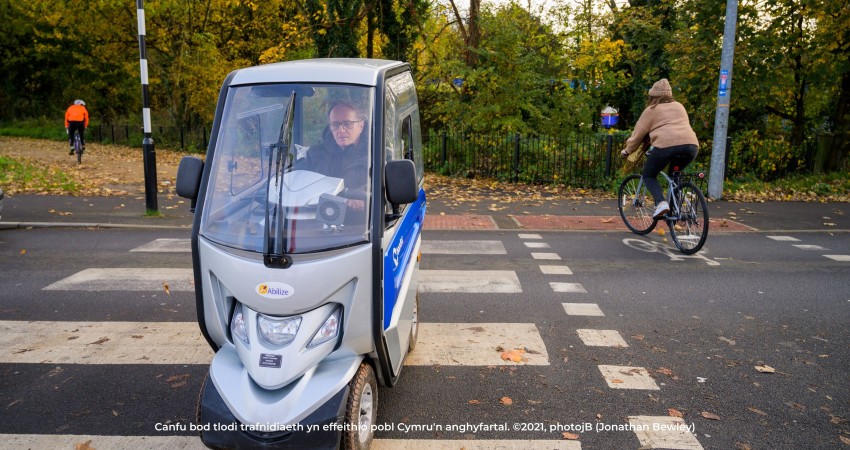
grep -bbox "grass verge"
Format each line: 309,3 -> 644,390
0,156 -> 79,194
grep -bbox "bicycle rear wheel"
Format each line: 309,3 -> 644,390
668,182 -> 708,254
74,133 -> 83,164
618,174 -> 657,234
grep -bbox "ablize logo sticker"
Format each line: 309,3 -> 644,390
256,282 -> 294,299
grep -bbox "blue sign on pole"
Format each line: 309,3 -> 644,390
718,69 -> 729,97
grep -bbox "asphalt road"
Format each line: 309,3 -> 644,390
1,226 -> 848,449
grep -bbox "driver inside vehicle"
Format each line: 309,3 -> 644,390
297,101 -> 369,210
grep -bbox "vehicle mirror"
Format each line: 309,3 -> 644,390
176,156 -> 205,211
385,159 -> 418,205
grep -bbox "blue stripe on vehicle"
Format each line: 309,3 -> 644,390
383,188 -> 426,330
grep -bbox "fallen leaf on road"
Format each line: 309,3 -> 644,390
163,282 -> 171,296
839,435 -> 850,445
754,365 -> 775,373
701,411 -> 721,420
747,407 -> 768,416
561,432 -> 579,440
668,408 -> 684,418
600,217 -> 614,223
75,440 -> 95,450
499,396 -> 513,405
657,367 -> 674,376
20,249 -> 26,255
468,399 -> 480,405
500,348 -> 527,363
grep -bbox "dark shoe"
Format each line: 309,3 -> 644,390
69,148 -> 75,155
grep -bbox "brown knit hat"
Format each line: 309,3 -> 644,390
648,78 -> 673,97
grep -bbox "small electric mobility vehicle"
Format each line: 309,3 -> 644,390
176,59 -> 426,449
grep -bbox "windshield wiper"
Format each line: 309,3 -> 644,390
264,92 -> 296,269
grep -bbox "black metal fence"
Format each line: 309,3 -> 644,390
424,129 -> 625,187
88,124 -> 211,153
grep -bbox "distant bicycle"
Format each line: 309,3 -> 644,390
72,129 -> 84,164
618,166 -> 709,254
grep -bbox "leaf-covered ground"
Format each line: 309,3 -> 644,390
1,136 -> 847,203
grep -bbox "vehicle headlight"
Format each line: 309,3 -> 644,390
308,306 -> 342,348
258,314 -> 302,346
231,303 -> 249,345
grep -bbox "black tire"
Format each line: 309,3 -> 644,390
341,363 -> 377,450
408,291 -> 419,352
75,135 -> 83,164
618,174 -> 657,235
668,182 -> 709,254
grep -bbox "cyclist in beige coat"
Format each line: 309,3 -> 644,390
620,79 -> 699,219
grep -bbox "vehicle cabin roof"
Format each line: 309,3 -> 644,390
230,59 -> 406,87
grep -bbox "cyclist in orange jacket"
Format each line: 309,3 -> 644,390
65,99 -> 89,155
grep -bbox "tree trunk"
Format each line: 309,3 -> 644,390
828,65 -> 850,171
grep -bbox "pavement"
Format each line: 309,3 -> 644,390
1,192 -> 847,233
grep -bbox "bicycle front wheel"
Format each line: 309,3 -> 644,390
668,182 -> 708,254
618,174 -> 657,234
74,135 -> 83,164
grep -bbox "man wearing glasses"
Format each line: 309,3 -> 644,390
298,101 -> 369,210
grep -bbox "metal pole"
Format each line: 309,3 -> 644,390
136,0 -> 158,212
708,0 -> 739,199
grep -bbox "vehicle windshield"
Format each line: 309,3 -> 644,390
200,83 -> 374,254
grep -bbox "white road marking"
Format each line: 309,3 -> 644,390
43,268 -> 194,291
550,282 -> 587,293
421,240 -> 507,255
129,238 -> 191,252
767,235 -> 800,241
562,303 -> 604,316
598,365 -> 659,390
0,321 -> 211,364
524,242 -> 550,249
792,244 -> 827,250
405,323 -> 549,366
419,270 -> 522,293
824,255 -> 850,262
531,252 -> 561,260
576,329 -> 628,347
518,233 -> 543,240
540,265 -> 573,275
627,416 -> 704,450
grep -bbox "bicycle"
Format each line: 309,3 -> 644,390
618,166 -> 709,255
72,129 -> 84,164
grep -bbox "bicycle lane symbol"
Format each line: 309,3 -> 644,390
622,238 -> 720,266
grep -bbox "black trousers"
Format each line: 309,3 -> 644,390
68,122 -> 86,147
642,144 -> 698,204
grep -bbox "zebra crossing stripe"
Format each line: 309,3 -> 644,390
518,233 -> 543,239
130,238 -> 191,252
1,321 -> 545,366
524,242 -> 550,249
0,434 -> 205,450
550,282 -> 587,293
0,435 -> 581,450
540,265 -> 573,275
0,320 -> 211,364
824,255 -> 850,261
374,439 -> 580,449
767,236 -> 800,241
627,416 -> 704,450
405,323 -> 549,366
531,252 -> 561,260
562,303 -> 604,316
421,240 -> 507,254
43,268 -> 194,291
597,365 -> 659,390
576,329 -> 628,347
419,270 -> 522,293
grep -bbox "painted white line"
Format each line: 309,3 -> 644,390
524,242 -> 550,249
531,252 -> 561,260
419,270 -> 522,293
627,416 -> 704,450
518,233 -> 543,240
792,244 -> 827,250
562,303 -> 604,316
0,435 -> 205,450
540,265 -> 573,275
550,282 -> 587,293
374,440 -> 580,449
421,240 -> 507,255
824,255 -> 850,262
767,236 -> 800,241
576,329 -> 628,347
130,238 -> 191,252
598,365 -> 659,390
0,321 -> 211,364
43,268 -> 194,291
405,323 -> 549,366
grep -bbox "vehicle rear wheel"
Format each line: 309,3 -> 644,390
341,363 -> 377,450
618,174 -> 657,234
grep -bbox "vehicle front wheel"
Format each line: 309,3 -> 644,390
341,363 -> 377,450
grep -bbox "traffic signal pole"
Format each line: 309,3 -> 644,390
136,0 -> 158,212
